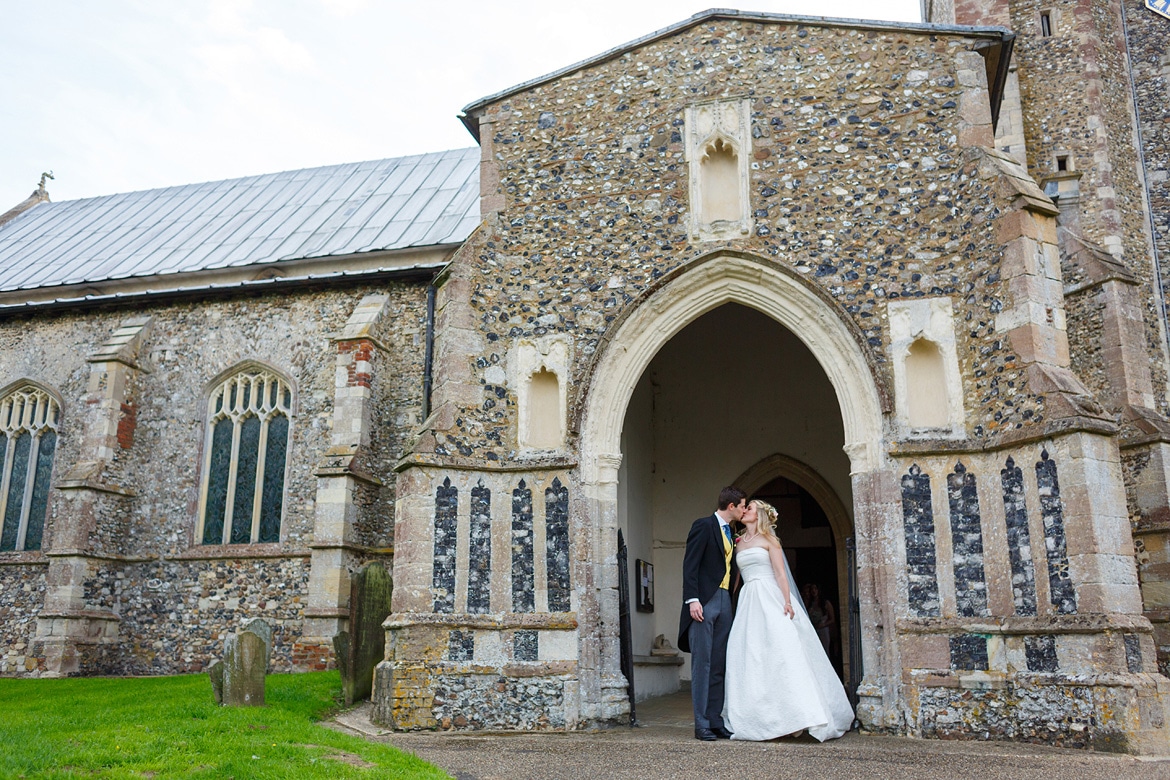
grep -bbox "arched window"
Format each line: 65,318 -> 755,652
0,384 -> 59,552
199,367 -> 292,545
905,338 -> 950,429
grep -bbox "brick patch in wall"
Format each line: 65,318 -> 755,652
292,641 -> 334,672
117,402 -> 136,449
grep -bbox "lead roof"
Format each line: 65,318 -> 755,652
0,148 -> 480,295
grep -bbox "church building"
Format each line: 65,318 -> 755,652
2,4 -> 1169,753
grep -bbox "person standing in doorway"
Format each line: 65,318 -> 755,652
677,486 -> 746,741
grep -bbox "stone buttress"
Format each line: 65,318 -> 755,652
941,0 -> 1170,700
34,316 -> 151,674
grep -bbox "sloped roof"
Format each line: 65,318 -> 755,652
0,148 -> 481,294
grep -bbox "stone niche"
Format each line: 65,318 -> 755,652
888,297 -> 966,438
685,99 -> 753,242
510,336 -> 570,453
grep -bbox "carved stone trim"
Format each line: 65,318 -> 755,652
168,545 -> 310,561
384,612 -> 579,631
685,99 -> 753,242
896,613 -> 1152,635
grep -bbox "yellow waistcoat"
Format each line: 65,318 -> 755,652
720,523 -> 732,590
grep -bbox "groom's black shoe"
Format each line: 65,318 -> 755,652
711,726 -> 733,739
694,728 -> 718,741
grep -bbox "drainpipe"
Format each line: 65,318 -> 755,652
422,278 -> 437,421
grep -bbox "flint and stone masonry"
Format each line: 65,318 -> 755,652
902,465 -> 942,617
3,4 -> 1170,756
1000,456 -> 1039,615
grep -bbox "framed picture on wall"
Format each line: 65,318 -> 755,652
636,559 -> 654,612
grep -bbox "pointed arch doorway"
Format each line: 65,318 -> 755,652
576,252 -> 888,721
613,303 -> 856,700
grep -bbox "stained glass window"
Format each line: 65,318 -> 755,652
199,368 -> 292,545
0,385 -> 60,552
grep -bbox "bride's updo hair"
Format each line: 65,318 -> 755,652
750,499 -> 781,546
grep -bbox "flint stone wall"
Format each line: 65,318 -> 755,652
1008,0 -> 1169,418
920,683 -> 1116,749
1124,0 -> 1170,327
428,20 -> 1047,466
432,675 -> 568,730
0,562 -> 47,675
0,281 -> 426,676
106,557 -> 309,675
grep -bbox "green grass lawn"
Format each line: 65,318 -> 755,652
0,671 -> 450,779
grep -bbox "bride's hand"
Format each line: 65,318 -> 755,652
784,601 -> 795,619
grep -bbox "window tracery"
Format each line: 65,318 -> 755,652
199,368 -> 292,545
0,384 -> 59,552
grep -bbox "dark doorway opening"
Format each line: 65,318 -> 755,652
750,476 -> 843,679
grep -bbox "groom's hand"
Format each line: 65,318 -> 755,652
689,601 -> 704,622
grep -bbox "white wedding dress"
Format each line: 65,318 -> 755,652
724,546 -> 855,741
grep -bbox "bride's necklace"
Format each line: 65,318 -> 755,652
739,531 -> 759,544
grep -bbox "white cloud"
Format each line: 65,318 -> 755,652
0,0 -> 922,207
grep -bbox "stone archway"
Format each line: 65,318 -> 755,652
575,251 -> 891,725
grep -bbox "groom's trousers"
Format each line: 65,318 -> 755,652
688,587 -> 732,731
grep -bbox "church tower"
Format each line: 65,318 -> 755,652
929,0 -> 1170,676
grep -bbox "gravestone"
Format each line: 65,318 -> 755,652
335,561 -> 393,705
221,630 -> 267,706
333,630 -> 353,698
241,617 -> 273,671
208,658 -> 224,704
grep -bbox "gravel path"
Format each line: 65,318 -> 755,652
331,692 -> 1170,780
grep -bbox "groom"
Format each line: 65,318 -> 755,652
678,486 -> 746,741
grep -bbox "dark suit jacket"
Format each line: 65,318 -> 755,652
677,514 -> 739,653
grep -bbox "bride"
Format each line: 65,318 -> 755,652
724,499 -> 855,741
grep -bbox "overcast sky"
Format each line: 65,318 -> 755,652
1,1 -> 921,209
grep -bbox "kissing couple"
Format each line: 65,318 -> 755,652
677,486 -> 855,741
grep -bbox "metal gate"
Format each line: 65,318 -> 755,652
617,529 -> 636,724
846,535 -> 863,708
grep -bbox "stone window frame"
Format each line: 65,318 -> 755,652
685,98 -> 754,242
0,379 -> 61,553
1037,9 -> 1058,37
194,361 -> 296,546
1052,151 -> 1073,173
